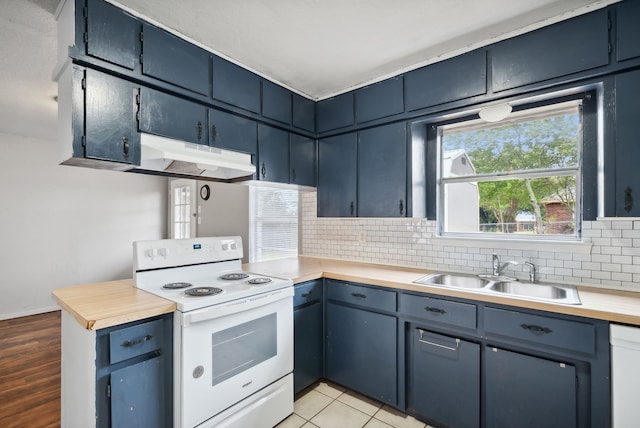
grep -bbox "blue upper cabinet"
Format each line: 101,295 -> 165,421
318,133 -> 357,217
139,87 -> 208,145
209,108 -> 257,154
212,56 -> 261,114
490,9 -> 609,92
85,0 -> 139,70
355,77 -> 404,123
262,80 -> 292,125
357,123 -> 407,217
317,93 -> 355,133
616,0 -> 640,62
405,50 -> 486,111
257,124 -> 290,183
141,23 -> 210,96
290,134 -> 316,187
292,94 -> 315,133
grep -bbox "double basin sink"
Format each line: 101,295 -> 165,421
413,272 -> 581,305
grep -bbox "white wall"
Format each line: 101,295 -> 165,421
0,133 -> 167,320
196,181 -> 250,262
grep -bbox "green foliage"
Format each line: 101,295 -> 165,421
443,113 -> 579,228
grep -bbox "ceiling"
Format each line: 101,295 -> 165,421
0,0 -> 618,143
113,0 -> 617,99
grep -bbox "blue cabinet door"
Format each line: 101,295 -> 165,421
617,0 -> 640,62
318,133 -> 357,217
110,357 -> 166,428
484,347 -> 577,428
614,70 -> 640,216
83,68 -> 140,165
292,94 -> 315,133
317,93 -> 354,133
262,80 -> 292,124
85,0 -> 139,70
407,328 -> 480,428
141,23 -> 210,96
326,302 -> 397,405
257,124 -> 289,183
490,9 -> 609,92
139,87 -> 208,145
405,49 -> 486,111
355,77 -> 404,123
357,123 -> 407,217
289,134 -> 316,187
209,108 -> 257,154
212,56 -> 261,113
294,301 -> 323,393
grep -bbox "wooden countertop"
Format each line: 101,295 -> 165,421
244,256 -> 640,325
54,256 -> 640,331
52,279 -> 176,330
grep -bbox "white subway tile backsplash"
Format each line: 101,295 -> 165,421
300,192 -> 640,292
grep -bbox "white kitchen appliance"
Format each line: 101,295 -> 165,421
134,236 -> 294,428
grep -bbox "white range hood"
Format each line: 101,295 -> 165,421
136,133 -> 256,180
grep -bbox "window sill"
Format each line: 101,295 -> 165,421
432,235 -> 592,254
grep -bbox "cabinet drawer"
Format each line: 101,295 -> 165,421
109,319 -> 164,364
294,280 -> 323,307
400,293 -> 476,330
484,307 -> 595,354
326,280 -> 395,312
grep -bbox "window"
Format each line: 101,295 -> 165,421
437,98 -> 584,240
169,179 -> 196,239
249,186 -> 298,262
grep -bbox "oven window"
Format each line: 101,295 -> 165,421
211,313 -> 277,386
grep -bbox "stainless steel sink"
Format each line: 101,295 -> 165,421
412,272 -> 581,305
415,273 -> 490,289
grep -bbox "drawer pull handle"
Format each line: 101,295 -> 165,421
520,324 -> 552,334
424,306 -> 446,315
351,292 -> 367,299
417,328 -> 460,351
121,334 -> 153,348
301,291 -> 312,298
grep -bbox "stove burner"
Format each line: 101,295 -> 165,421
162,282 -> 193,290
184,287 -> 223,297
219,273 -> 250,280
248,277 -> 273,285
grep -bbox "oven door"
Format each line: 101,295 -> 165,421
175,287 -> 294,428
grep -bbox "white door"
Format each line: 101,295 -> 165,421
169,179 -> 197,239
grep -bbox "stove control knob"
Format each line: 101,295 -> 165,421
158,248 -> 168,257
222,243 -> 230,251
230,243 -> 238,250
145,249 -> 157,259
193,365 -> 204,379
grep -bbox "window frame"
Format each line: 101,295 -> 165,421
429,90 -> 597,242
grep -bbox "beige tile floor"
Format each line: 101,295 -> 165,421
276,381 -> 434,428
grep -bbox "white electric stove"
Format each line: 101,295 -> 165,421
133,236 -> 294,428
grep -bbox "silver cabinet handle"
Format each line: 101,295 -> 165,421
417,328 -> 460,351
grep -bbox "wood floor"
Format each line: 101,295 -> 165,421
0,310 -> 61,428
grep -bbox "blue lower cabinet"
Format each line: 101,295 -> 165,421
407,328 -> 480,428
294,280 -> 324,394
326,300 -> 397,405
96,314 -> 172,428
484,347 -> 577,428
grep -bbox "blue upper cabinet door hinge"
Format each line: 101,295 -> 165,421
81,135 -> 86,148
107,382 -> 111,399
81,76 -> 86,90
82,5 -> 88,19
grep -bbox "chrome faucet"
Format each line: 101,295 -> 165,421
524,261 -> 537,283
492,253 -> 519,276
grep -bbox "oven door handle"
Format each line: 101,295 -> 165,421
182,287 -> 294,326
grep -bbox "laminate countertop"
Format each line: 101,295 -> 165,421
54,256 -> 640,330
244,256 -> 640,325
53,279 -> 176,330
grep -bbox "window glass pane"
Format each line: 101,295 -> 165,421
443,176 -> 576,236
249,186 -> 298,262
442,102 -> 580,177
